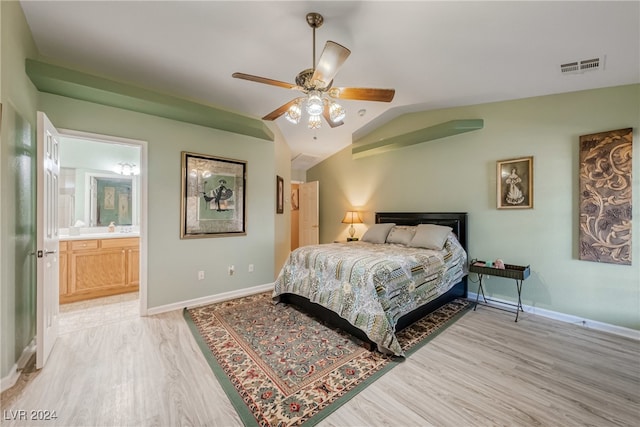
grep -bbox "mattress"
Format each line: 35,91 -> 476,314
273,233 -> 468,355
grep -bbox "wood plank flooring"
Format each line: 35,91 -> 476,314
1,301 -> 638,426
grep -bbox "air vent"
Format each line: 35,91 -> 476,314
560,62 -> 580,73
560,57 -> 603,74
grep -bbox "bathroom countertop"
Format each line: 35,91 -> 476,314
60,232 -> 140,241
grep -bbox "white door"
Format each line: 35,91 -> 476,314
299,181 -> 319,246
36,112 -> 60,369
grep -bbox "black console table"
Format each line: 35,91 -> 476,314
468,261 -> 530,322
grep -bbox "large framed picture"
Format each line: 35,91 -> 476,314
497,156 -> 533,209
579,128 -> 632,265
180,151 -> 247,238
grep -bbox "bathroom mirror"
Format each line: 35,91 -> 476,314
58,136 -> 141,229
58,168 -> 139,228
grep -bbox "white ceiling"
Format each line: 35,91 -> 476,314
20,1 -> 640,169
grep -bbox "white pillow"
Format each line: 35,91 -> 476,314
409,224 -> 452,250
361,223 -> 396,244
385,226 -> 416,245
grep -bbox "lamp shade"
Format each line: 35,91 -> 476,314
341,211 -> 363,224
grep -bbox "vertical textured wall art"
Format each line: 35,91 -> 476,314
579,128 -> 633,264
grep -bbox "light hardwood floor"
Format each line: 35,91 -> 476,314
58,291 -> 139,335
1,301 -> 638,426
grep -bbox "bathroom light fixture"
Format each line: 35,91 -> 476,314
114,162 -> 139,176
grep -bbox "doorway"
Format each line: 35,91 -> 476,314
57,129 -> 147,333
291,180 -> 319,248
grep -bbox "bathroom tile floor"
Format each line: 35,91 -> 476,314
59,292 -> 139,335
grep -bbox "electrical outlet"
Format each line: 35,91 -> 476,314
248,264 -> 254,272
228,265 -> 235,276
198,270 -> 205,280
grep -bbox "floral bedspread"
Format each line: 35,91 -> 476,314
273,233 -> 468,356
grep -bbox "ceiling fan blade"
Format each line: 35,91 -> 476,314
328,87 -> 395,102
322,105 -> 344,128
262,98 -> 301,121
311,41 -> 351,89
232,72 -> 298,90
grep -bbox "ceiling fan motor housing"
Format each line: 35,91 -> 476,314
296,68 -> 331,92
295,69 -> 315,89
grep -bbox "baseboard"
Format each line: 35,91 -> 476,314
144,286 -> 639,340
467,292 -> 640,341
146,283 -> 275,316
1,338 -> 36,393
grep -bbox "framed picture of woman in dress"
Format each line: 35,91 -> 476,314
497,157 -> 533,209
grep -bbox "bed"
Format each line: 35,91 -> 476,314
273,212 -> 468,356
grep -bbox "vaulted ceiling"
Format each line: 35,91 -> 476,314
20,1 -> 640,169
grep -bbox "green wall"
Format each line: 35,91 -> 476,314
39,92 -> 282,308
1,1 -> 292,381
273,126 -> 292,274
308,84 -> 640,329
0,0 -> 39,379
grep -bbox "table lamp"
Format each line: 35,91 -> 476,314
341,211 -> 363,241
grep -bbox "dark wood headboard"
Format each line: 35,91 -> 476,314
375,212 -> 468,251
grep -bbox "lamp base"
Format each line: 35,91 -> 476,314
347,237 -> 359,242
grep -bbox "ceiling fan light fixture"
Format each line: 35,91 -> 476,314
233,12 -> 395,131
285,102 -> 302,124
329,101 -> 346,123
308,114 -> 322,129
306,91 -> 324,116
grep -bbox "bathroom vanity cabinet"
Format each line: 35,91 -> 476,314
59,236 -> 139,303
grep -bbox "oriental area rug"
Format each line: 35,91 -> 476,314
184,292 -> 470,426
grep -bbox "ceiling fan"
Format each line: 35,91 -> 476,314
232,12 -> 395,129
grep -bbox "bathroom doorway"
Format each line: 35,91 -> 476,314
57,130 -> 147,334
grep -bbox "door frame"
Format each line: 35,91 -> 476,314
58,128 -> 149,315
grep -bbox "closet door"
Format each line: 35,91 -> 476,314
299,181 -> 319,246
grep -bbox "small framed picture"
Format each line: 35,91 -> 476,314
497,156 -> 533,209
276,175 -> 284,214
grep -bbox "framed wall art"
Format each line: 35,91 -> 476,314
180,151 -> 246,238
497,156 -> 533,209
579,128 -> 632,265
276,175 -> 284,214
